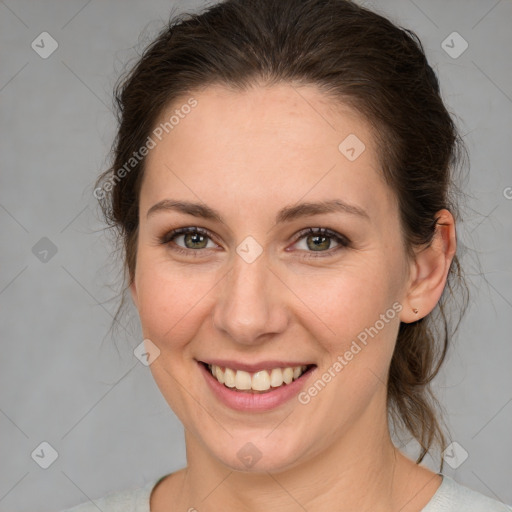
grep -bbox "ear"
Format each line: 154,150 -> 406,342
400,209 -> 457,323
130,280 -> 139,310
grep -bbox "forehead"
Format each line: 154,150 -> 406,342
140,83 -> 394,222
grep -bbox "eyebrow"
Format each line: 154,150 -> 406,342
146,198 -> 370,224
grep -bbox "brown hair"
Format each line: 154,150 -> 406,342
96,0 -> 469,469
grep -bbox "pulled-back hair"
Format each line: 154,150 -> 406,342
96,0 -> 469,470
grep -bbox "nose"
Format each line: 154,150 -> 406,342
212,254 -> 289,346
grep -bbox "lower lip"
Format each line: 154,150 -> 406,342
198,361 -> 316,412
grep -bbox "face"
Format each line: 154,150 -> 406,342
130,83 -> 412,472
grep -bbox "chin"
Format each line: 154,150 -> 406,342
207,435 -> 308,474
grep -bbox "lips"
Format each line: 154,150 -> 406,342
198,360 -> 317,411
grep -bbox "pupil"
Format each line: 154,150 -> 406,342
186,232 -> 206,248
308,235 -> 329,251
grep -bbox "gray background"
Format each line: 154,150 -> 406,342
1,0 -> 511,510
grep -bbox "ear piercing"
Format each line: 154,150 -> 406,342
412,308 -> 419,314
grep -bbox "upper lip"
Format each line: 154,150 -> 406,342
198,359 -> 315,373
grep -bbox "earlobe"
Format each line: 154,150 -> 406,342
400,209 -> 457,323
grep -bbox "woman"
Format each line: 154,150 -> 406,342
65,0 -> 511,510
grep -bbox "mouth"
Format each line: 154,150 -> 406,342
199,361 -> 316,394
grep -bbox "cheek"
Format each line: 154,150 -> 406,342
133,253 -> 228,424
133,259 -> 216,417
284,264 -> 402,440
289,258 -> 402,348
135,255 -> 214,344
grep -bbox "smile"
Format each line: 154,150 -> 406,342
198,360 -> 316,411
206,363 -> 311,393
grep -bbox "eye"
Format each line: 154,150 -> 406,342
159,226 -> 218,256
158,226 -> 350,259
290,227 -> 350,257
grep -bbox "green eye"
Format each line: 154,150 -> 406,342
159,226 -> 350,259
292,227 -> 350,257
159,226 -> 217,257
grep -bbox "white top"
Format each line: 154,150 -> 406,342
61,473 -> 512,511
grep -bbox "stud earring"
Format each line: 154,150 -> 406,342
412,308 -> 419,314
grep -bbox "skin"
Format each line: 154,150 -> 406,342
129,83 -> 456,511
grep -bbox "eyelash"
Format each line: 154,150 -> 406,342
158,226 -> 351,259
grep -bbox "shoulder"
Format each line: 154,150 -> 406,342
422,474 -> 512,512
59,478 -> 159,512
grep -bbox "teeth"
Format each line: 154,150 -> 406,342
207,364 -> 309,392
224,367 -> 236,388
252,370 -> 270,391
269,368 -> 283,387
283,367 -> 293,384
214,365 -> 225,384
235,370 -> 252,390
